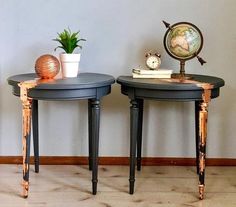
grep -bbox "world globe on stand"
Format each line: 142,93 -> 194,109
163,21 -> 206,79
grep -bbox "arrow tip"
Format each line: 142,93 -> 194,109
163,20 -> 170,28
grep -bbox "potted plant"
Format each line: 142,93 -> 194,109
53,28 -> 86,78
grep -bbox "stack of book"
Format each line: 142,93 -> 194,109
132,69 -> 173,79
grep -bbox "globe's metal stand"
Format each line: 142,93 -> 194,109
171,60 -> 193,80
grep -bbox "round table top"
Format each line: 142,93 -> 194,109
8,73 -> 115,100
8,73 -> 115,90
117,74 -> 225,91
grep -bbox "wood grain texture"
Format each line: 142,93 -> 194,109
1,165 -> 236,206
1,156 -> 236,166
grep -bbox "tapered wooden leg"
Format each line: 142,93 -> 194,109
32,99 -> 39,173
22,98 -> 33,198
88,99 -> 92,171
198,90 -> 211,200
129,99 -> 139,194
18,81 -> 37,198
91,99 -> 100,195
195,101 -> 200,174
137,99 -> 143,171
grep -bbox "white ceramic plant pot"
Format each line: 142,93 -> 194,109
60,53 -> 81,78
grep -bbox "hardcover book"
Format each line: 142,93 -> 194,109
132,73 -> 172,79
132,68 -> 173,75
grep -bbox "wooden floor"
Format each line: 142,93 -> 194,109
0,165 -> 236,206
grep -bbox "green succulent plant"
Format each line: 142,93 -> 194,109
53,28 -> 86,53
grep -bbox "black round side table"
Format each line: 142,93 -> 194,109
8,72 -> 115,198
117,74 -> 224,199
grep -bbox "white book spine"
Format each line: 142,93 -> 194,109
132,68 -> 173,75
132,73 -> 171,79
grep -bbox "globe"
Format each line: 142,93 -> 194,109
164,22 -> 203,60
163,21 -> 205,78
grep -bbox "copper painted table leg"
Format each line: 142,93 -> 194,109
21,96 -> 33,198
198,90 -> 211,200
18,81 -> 37,198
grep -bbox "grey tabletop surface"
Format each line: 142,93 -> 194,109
8,73 -> 115,90
117,74 -> 225,90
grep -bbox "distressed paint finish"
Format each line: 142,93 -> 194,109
199,152 -> 205,173
199,184 -> 205,200
120,77 -> 217,200
198,86 -> 212,200
117,75 -> 224,200
22,180 -> 29,198
162,78 -> 213,90
154,78 -> 213,199
18,80 -> 37,198
8,73 -> 115,198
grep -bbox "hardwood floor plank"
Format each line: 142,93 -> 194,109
0,165 -> 236,206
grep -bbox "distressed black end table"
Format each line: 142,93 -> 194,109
117,74 -> 224,199
8,72 -> 115,198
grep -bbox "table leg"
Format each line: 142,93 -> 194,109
22,97 -> 33,198
32,99 -> 39,173
129,99 -> 139,194
91,99 -> 100,195
198,100 -> 209,200
88,99 -> 92,171
137,99 -> 143,171
195,101 -> 200,174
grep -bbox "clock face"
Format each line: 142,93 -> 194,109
146,55 -> 161,69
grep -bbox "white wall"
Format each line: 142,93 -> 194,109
0,0 -> 235,158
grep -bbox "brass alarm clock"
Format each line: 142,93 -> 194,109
145,52 -> 161,70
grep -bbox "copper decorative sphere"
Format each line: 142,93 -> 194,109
35,54 -> 60,79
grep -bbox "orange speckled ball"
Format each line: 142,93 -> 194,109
35,54 -> 60,79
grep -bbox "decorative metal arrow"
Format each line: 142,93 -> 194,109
162,20 -> 172,29
196,55 -> 207,65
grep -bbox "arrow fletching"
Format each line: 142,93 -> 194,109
197,55 -> 207,65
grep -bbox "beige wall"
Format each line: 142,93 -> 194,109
0,0 -> 235,157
